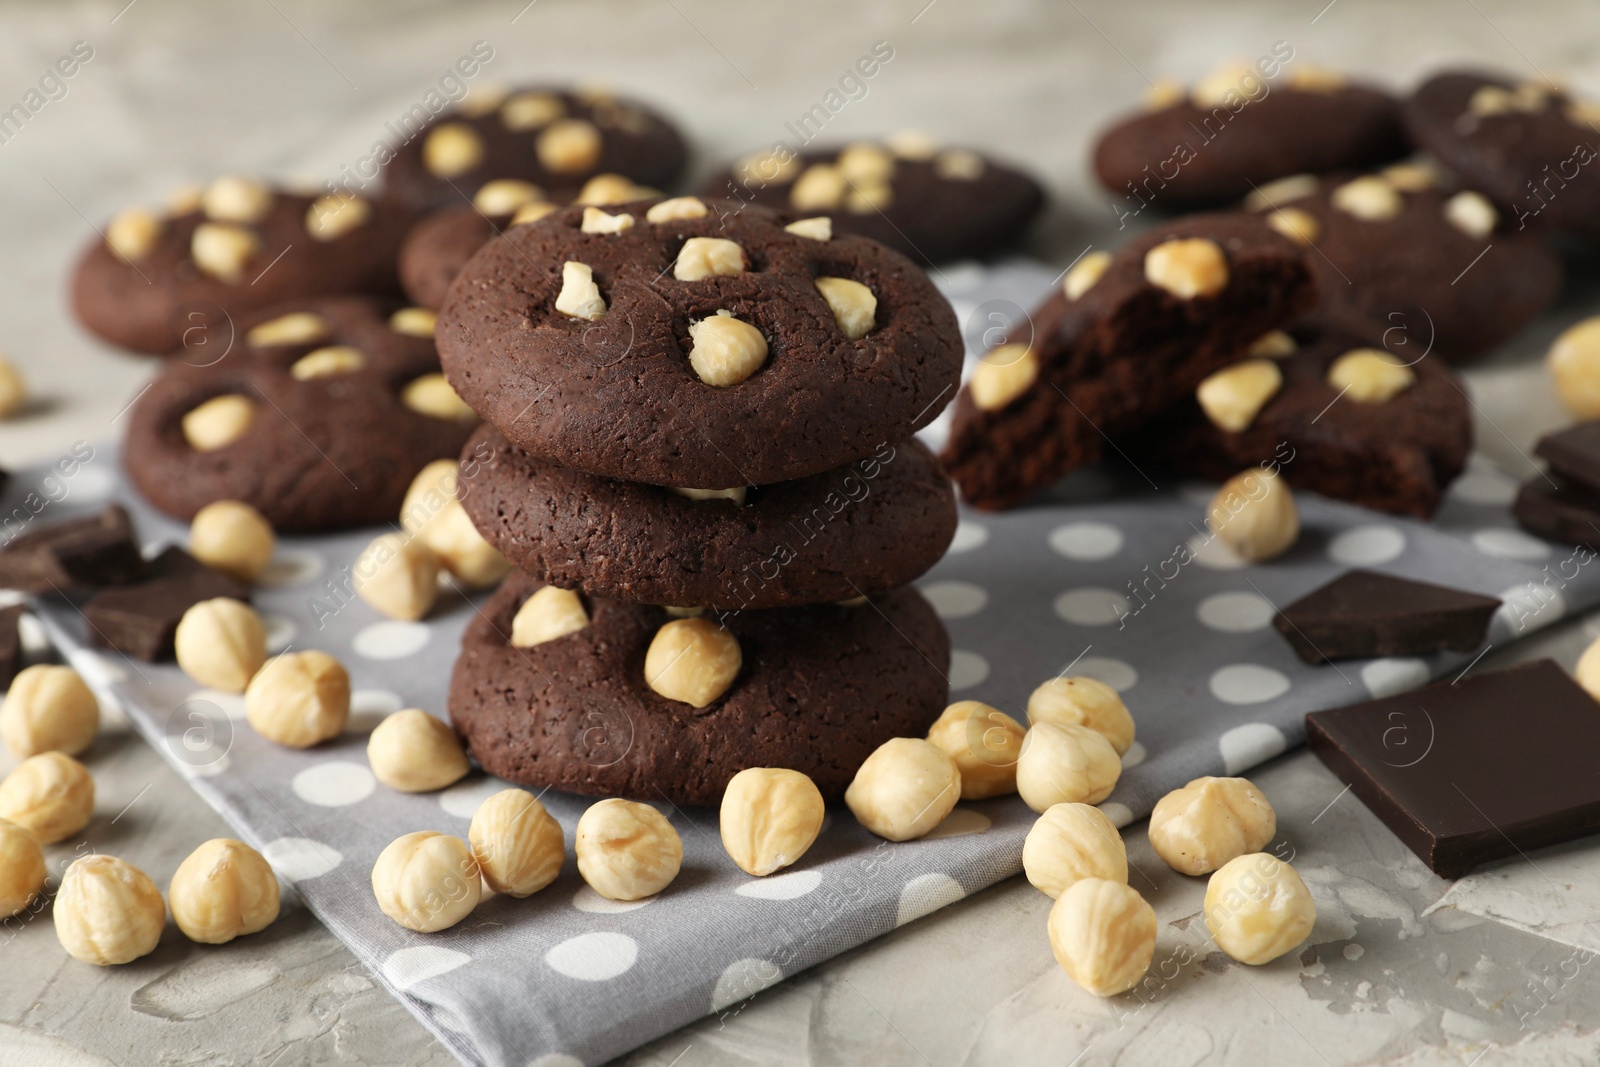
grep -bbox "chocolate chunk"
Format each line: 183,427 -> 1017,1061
82,547 -> 249,661
0,604 -> 23,688
1512,475 -> 1600,550
1306,660 -> 1600,878
1273,569 -> 1499,664
1534,421 -> 1600,496
0,505 -> 145,593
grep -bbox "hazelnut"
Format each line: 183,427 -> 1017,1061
182,394 -> 255,451
1265,206 -> 1320,245
1063,251 -> 1111,301
168,838 -> 280,944
166,183 -> 204,214
0,357 -> 25,419
1192,61 -> 1260,109
1468,85 -> 1516,117
368,709 -> 470,793
422,122 -> 485,178
844,737 -> 961,842
54,855 -> 166,966
885,129 -> 941,160
402,374 -> 477,421
738,148 -> 801,185
814,277 -> 877,340
1023,803 -> 1128,899
390,307 -> 438,338
924,700 -> 1026,800
290,344 -> 365,380
106,207 -> 162,262
353,532 -> 440,622
644,617 -> 741,707
1204,853 -> 1315,965
720,767 -> 826,876
1196,359 -> 1283,433
469,788 -> 565,896
1149,776 -> 1275,876
969,343 -> 1037,411
0,752 -> 94,844
247,311 -> 328,348
575,798 -> 683,901
191,223 -> 260,283
1381,161 -> 1437,192
1287,66 -> 1346,92
1330,176 -> 1402,221
837,142 -> 896,184
190,500 -> 275,582
501,90 -> 565,129
1142,79 -> 1185,110
1206,468 -> 1299,562
473,179 -> 544,215
537,119 -> 603,174
784,217 -> 832,241
576,173 -> 652,205
1244,173 -> 1319,211
555,260 -> 607,320
511,201 -> 559,226
1444,190 -> 1497,239
1048,878 -> 1156,997
511,586 -> 590,648
1548,317 -> 1600,418
0,819 -> 45,917
202,176 -> 273,223
670,486 -> 747,504
1016,722 -> 1121,813
371,831 -> 482,932
1026,676 -> 1136,755
580,207 -> 635,235
1326,348 -> 1415,403
687,311 -> 768,387
174,598 -> 267,694
1248,330 -> 1297,358
400,462 -> 510,588
1,664 -> 99,758
1144,237 -> 1229,299
674,237 -> 746,281
306,194 -> 371,241
934,149 -> 985,180
844,180 -> 893,213
646,196 -> 710,223
244,650 -> 350,748
1577,633 -> 1600,699
790,164 -> 845,210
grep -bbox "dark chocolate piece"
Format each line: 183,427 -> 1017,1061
1306,660 -> 1600,879
1533,421 -> 1600,496
82,547 -> 249,661
0,604 -> 23,688
1512,476 -> 1600,550
0,505 -> 145,593
1273,569 -> 1499,664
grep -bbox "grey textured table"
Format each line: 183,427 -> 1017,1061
3,1 -> 1600,1064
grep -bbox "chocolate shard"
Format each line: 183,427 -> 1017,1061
0,603 -> 23,688
1273,569 -> 1501,664
82,546 -> 249,662
1513,474 -> 1600,550
1534,420 -> 1600,496
1306,660 -> 1600,879
0,505 -> 145,593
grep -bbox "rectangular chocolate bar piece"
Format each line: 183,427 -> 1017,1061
1513,475 -> 1600,551
82,547 -> 249,661
1274,569 -> 1500,664
1306,660 -> 1600,878
1535,420 -> 1600,495
0,505 -> 145,593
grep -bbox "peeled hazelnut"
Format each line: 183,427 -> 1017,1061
1196,359 -> 1283,432
1016,722 -> 1121,813
166,183 -> 204,215
1192,61 -> 1261,109
644,617 -> 741,707
512,201 -> 558,226
886,129 -> 941,160
646,196 -> 709,223
191,223 -> 260,283
182,394 -> 255,451
935,149 -> 986,180
1330,176 -> 1402,221
389,307 -> 438,337
670,486 -> 747,504
1023,803 -> 1128,899
0,357 -> 25,419
687,311 -> 768,387
0,819 -> 45,917
1026,676 -> 1136,756
190,500 -> 275,582
844,180 -> 893,213
501,90 -> 565,129
1326,348 -> 1415,403
1206,468 -> 1299,562
739,148 -> 801,186
353,532 -> 439,622
1382,161 -> 1437,192
720,767 -> 825,876
1149,776 -> 1275,876
168,838 -> 280,944
1063,251 -> 1111,300
175,598 -> 267,693
784,216 -> 832,241
555,260 -> 607,320
469,788 -> 565,896
1142,79 -> 1185,110
1548,317 -> 1600,418
1266,206 -> 1320,245
0,752 -> 94,844
1444,190 -> 1497,239
1243,173 -> 1318,211
510,586 -> 590,648
576,173 -> 651,205
368,709 -> 470,793
371,831 -> 481,932
1576,634 -> 1600,699
580,207 -> 634,235
844,737 -> 961,842
1144,237 -> 1229,299
814,277 -> 877,339
290,344 -> 365,379
537,119 -> 603,174
106,207 -> 162,262
1287,66 -> 1346,92
1468,84 -> 1516,117
202,177 -> 272,223
1204,853 -> 1315,965
575,798 -> 683,900
245,650 -> 350,748
1248,330 -> 1297,358
837,142 -> 896,184
1048,878 -> 1156,997
54,855 -> 166,965
306,194 -> 371,240
925,700 -> 1026,800
248,311 -> 328,348
402,374 -> 476,421
423,122 -> 485,177
473,179 -> 544,215
674,237 -> 746,281
970,344 -> 1037,411
1,664 -> 99,759
790,164 -> 845,210
400,462 -> 510,588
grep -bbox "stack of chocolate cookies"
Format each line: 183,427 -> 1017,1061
436,196 -> 963,805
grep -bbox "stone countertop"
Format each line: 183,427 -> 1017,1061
3,0 -> 1600,1064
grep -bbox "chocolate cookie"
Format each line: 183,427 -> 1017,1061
448,573 -> 950,804
1093,64 -> 1409,211
1122,330 -> 1472,518
1242,168 -> 1560,361
122,297 -> 476,531
438,196 -> 963,488
381,86 -> 687,213
699,136 -> 1044,264
942,213 -> 1317,511
459,423 -> 956,609
1404,70 -> 1600,243
71,178 -> 412,356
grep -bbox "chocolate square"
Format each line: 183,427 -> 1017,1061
1273,569 -> 1500,664
0,505 -> 145,593
82,547 -> 249,662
